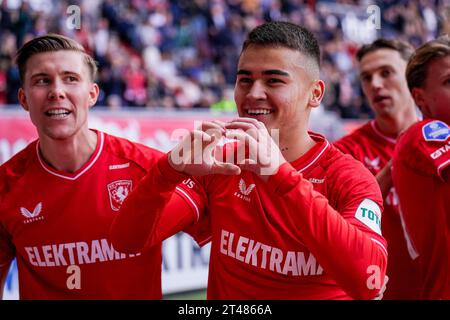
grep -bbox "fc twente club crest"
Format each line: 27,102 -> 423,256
107,180 -> 132,211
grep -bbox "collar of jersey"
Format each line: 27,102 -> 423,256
36,130 -> 104,181
370,120 -> 397,144
290,132 -> 330,173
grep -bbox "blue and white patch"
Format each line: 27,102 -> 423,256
422,120 -> 450,142
355,199 -> 382,235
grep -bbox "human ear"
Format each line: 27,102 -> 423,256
309,80 -> 325,108
18,88 -> 29,112
411,87 -> 430,117
88,83 -> 100,108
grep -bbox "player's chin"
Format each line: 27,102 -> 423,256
373,100 -> 394,111
43,126 -> 76,140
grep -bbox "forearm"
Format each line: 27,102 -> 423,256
268,163 -> 387,299
110,154 -> 190,253
375,160 -> 393,199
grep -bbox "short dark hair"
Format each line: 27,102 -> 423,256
356,38 -> 414,62
15,33 -> 98,84
406,35 -> 450,91
241,21 -> 321,68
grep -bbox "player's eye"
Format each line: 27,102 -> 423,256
65,76 -> 78,82
238,77 -> 253,85
381,69 -> 391,78
35,78 -> 49,85
361,75 -> 371,83
267,78 -> 284,84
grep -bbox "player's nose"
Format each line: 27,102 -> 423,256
370,74 -> 383,90
47,79 -> 66,101
246,81 -> 267,101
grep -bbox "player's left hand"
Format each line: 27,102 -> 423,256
224,118 -> 287,180
169,120 -> 241,176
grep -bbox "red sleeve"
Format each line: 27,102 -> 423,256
396,120 -> 450,180
169,177 -> 211,247
267,159 -> 387,300
174,141 -> 242,247
110,154 -> 204,253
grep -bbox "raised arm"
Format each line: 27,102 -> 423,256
268,162 -> 387,299
110,121 -> 240,253
110,155 -> 195,253
375,159 -> 393,199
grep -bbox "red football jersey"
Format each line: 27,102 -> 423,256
393,119 -> 450,299
0,130 -> 164,299
112,132 -> 387,299
334,120 -> 420,299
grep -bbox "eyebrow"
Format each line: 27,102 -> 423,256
30,73 -> 49,79
360,65 -> 395,77
237,69 -> 290,77
30,71 -> 81,79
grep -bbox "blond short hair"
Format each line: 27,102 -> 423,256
15,33 -> 98,83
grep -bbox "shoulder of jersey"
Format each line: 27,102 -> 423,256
334,122 -> 372,149
102,132 -> 164,169
397,119 -> 449,149
0,141 -> 36,196
344,122 -> 372,139
324,145 -> 374,180
420,119 -> 450,142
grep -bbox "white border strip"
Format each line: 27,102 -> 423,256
298,139 -> 330,173
175,186 -> 200,221
36,132 -> 104,181
197,236 -> 212,247
437,158 -> 450,180
371,238 -> 388,257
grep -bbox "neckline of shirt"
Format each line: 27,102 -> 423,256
370,120 -> 397,144
36,130 -> 104,181
290,132 -> 330,173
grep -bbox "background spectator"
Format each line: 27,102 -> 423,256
0,0 -> 446,117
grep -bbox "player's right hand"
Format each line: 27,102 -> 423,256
168,120 -> 241,176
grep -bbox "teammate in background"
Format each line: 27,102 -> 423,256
111,21 -> 388,299
334,39 -> 420,299
393,35 -> 450,299
0,34 -> 167,299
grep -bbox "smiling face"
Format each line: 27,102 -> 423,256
412,55 -> 450,124
18,50 -> 99,141
359,49 -> 414,120
234,45 -> 324,134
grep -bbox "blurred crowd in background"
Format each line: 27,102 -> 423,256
0,0 -> 448,119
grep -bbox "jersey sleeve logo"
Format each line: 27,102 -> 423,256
355,199 -> 382,235
422,120 -> 450,141
107,180 -> 132,211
